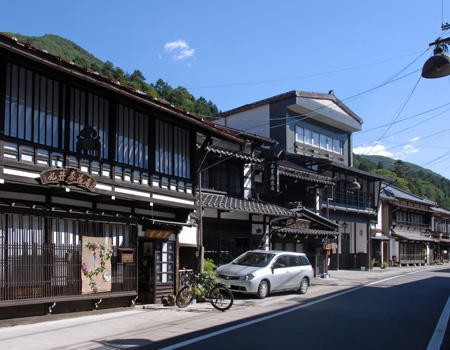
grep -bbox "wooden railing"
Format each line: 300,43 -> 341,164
322,188 -> 373,209
399,253 -> 425,265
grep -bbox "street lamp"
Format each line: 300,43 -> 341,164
422,37 -> 450,79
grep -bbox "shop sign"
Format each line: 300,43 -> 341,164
40,168 -> 96,192
264,160 -> 280,196
145,229 -> 173,239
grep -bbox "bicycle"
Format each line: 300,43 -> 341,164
176,271 -> 233,311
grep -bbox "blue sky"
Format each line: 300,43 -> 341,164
1,1 -> 450,179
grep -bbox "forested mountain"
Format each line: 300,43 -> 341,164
354,154 -> 450,210
6,33 -> 220,116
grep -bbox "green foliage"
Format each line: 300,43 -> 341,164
354,154 -> 450,210
196,258 -> 217,299
8,33 -> 220,117
203,258 -> 217,273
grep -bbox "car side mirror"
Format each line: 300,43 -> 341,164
271,266 -> 275,274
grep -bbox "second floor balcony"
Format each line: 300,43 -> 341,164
321,188 -> 374,210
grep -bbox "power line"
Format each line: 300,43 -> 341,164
421,150 -> 450,167
187,50 -> 425,90
354,102 -> 450,134
380,107 -> 450,140
204,46 -> 431,154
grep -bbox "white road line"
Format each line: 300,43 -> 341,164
159,269 -> 428,350
427,295 -> 450,350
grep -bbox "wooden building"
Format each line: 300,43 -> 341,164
378,184 -> 438,266
431,207 -> 450,262
214,91 -> 388,270
0,33 -> 242,318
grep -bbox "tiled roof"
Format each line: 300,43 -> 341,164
381,184 -> 437,206
216,90 -> 362,124
391,229 -> 438,242
272,227 -> 336,236
278,160 -> 334,185
296,207 -> 340,229
201,193 -> 295,217
431,207 -> 450,216
196,144 -> 261,163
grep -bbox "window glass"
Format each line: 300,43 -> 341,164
300,256 -> 311,266
155,120 -> 190,179
274,255 -> 289,268
312,132 -> 319,147
287,255 -> 300,267
333,138 -> 341,154
4,62 -> 62,148
320,134 -> 327,149
326,136 -> 333,151
295,126 -> 304,142
115,105 -> 148,168
304,129 -> 312,145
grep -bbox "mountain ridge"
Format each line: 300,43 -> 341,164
5,32 -> 220,117
354,154 -> 450,210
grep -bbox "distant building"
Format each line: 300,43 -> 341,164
377,184 -> 439,266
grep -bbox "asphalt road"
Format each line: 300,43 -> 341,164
151,268 -> 450,350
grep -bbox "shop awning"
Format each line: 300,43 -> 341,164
0,197 -> 192,227
391,229 -> 438,243
201,192 -> 295,217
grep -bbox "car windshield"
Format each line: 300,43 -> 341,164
232,252 -> 275,267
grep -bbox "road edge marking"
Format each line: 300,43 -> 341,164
159,268 -> 428,350
427,295 -> 450,350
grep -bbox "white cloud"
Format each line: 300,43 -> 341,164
163,40 -> 195,61
410,136 -> 421,142
353,144 -> 394,157
395,144 -> 420,159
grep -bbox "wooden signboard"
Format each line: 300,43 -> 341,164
81,236 -> 113,294
145,229 -> 173,239
40,168 -> 96,192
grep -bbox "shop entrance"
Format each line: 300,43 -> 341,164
138,240 -> 155,304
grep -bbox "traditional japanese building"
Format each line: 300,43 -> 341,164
377,184 -> 439,266
215,90 -> 388,270
430,206 -> 450,262
0,33 -> 242,318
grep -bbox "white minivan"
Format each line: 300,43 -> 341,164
216,250 -> 314,299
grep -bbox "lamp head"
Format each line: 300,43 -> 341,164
422,43 -> 450,79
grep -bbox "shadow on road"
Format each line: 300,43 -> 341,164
94,338 -> 153,349
140,274 -> 450,350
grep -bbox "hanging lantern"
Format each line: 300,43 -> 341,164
348,179 -> 361,190
422,41 -> 450,79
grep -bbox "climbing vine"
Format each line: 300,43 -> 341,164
82,242 -> 113,292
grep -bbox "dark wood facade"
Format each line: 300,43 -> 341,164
0,33 -> 242,318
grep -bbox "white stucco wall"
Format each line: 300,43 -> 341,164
376,203 -> 382,230
217,104 -> 271,138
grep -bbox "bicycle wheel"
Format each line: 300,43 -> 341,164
176,285 -> 195,308
209,285 -> 233,311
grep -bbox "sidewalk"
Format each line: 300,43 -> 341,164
0,264 -> 447,350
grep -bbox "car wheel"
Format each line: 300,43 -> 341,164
257,280 -> 269,299
298,277 -> 308,294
